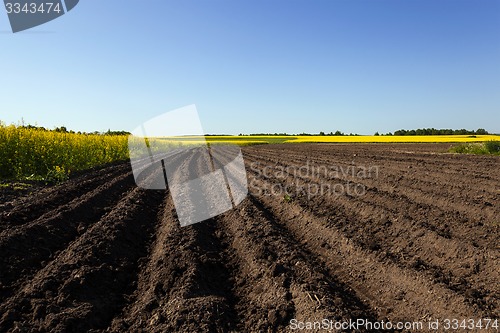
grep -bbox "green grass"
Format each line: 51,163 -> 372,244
0,182 -> 33,191
450,141 -> 500,155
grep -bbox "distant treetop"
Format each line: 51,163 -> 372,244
0,122 -> 131,136
391,128 -> 488,136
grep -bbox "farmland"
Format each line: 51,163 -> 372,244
3,123 -> 498,183
0,143 -> 498,332
179,134 -> 500,145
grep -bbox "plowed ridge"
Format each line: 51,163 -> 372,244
0,143 -> 498,332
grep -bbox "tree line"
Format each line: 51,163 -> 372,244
390,128 -> 488,136
239,128 -> 490,136
239,131 -> 359,136
6,124 -> 131,136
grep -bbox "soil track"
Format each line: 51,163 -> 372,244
0,143 -> 498,332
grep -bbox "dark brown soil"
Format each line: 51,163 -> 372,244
0,144 -> 498,332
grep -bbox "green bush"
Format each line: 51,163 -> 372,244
450,141 -> 500,155
485,141 -> 500,154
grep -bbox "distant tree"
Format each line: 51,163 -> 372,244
319,131 -> 325,136
394,129 -> 406,136
374,132 -> 379,136
391,128 -> 485,136
476,128 -> 488,135
104,130 -> 131,136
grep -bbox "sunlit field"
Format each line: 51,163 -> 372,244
0,125 -> 129,181
2,123 -> 498,182
198,134 -> 500,145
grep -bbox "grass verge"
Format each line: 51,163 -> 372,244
450,141 -> 500,155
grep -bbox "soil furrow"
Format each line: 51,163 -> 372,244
217,196 -> 388,332
0,162 -> 131,231
0,143 -> 496,332
243,148 -> 499,214
110,149 -> 243,332
245,167 -> 490,324
0,184 -> 165,332
243,150 -> 498,248
243,153 -> 499,317
244,145 -> 499,195
0,171 -> 135,303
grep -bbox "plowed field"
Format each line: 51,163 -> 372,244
0,144 -> 498,332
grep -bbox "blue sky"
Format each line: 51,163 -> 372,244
1,0 -> 499,134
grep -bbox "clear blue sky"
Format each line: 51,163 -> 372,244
1,0 -> 499,134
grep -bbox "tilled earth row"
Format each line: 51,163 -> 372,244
0,144 -> 498,332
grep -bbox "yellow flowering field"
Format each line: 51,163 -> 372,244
200,134 -> 500,144
0,125 -> 129,181
2,123 -> 498,182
